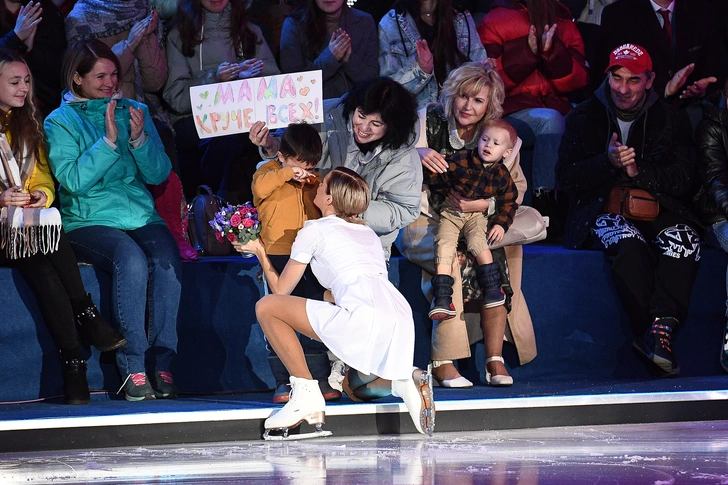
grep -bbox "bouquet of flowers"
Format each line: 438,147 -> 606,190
209,202 -> 261,249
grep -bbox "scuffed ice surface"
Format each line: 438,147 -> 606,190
1,421 -> 728,484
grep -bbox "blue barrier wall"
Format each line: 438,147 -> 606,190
0,245 -> 725,402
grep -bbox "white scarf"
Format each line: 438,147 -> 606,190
0,134 -> 61,259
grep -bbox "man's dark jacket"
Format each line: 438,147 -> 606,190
694,92 -> 728,226
556,79 -> 697,249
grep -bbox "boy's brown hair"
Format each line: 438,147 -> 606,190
484,119 -> 518,149
279,122 -> 322,167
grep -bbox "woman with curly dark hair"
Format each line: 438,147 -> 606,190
163,0 -> 279,202
250,77 -> 423,261
279,0 -> 379,100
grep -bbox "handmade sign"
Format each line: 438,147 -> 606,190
189,70 -> 323,139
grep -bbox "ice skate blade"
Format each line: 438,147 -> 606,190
419,367 -> 435,437
263,422 -> 332,441
264,409 -> 326,430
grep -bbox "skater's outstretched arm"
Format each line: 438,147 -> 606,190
233,239 -> 306,295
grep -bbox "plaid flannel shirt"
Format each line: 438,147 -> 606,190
426,149 -> 518,230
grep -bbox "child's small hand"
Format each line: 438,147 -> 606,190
290,166 -> 312,183
488,225 -> 504,245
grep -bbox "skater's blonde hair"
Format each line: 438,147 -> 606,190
325,167 -> 369,225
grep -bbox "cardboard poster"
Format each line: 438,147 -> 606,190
189,70 -> 323,139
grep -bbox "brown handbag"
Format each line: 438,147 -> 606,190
606,186 -> 659,221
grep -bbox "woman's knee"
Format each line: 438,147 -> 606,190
533,108 -> 565,135
255,295 -> 277,326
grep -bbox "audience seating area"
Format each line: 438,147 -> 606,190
1,243 -> 726,403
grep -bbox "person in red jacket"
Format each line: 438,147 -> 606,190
477,0 -> 588,238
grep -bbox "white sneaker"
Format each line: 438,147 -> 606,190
391,367 -> 435,436
328,360 -> 348,392
264,376 -> 326,430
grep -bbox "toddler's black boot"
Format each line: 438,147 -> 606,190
476,262 -> 506,308
428,274 -> 457,321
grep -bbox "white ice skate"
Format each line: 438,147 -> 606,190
263,376 -> 332,441
391,366 -> 435,436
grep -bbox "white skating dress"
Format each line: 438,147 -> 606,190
291,215 -> 414,381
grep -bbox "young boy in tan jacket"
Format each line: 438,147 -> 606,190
251,122 -> 341,403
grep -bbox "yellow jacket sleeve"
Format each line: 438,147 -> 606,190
25,144 -> 55,208
252,161 -> 294,207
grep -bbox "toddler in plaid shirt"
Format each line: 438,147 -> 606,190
426,119 -> 519,321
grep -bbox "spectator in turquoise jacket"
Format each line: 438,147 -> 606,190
44,39 -> 183,402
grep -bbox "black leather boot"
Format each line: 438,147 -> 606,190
60,348 -> 90,405
74,294 -> 127,352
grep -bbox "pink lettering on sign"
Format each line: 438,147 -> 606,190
257,77 -> 278,101
215,84 -> 234,105
280,75 -> 296,98
266,105 -> 278,124
237,81 -> 253,102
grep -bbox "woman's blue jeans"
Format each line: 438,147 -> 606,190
505,108 -> 565,191
67,223 -> 182,376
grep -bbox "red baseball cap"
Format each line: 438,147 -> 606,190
605,43 -> 653,74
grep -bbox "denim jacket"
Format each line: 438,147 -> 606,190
378,8 -> 487,110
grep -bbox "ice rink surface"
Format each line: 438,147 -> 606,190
1,420 -> 727,484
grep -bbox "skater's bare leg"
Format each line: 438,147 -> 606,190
256,295 -> 321,379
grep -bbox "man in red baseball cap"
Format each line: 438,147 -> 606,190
556,42 -> 701,377
605,43 -> 655,112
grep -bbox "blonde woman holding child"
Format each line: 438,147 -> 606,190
396,61 -> 544,388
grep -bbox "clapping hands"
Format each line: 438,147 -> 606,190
664,63 -> 717,99
127,8 -> 158,51
15,1 -> 42,51
607,133 -> 638,177
104,101 -> 146,144
329,28 -> 352,62
528,24 -> 558,55
415,39 -> 433,74
217,58 -> 265,82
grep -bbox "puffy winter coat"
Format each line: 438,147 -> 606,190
477,0 -> 588,116
44,94 -> 170,232
319,100 -> 423,258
